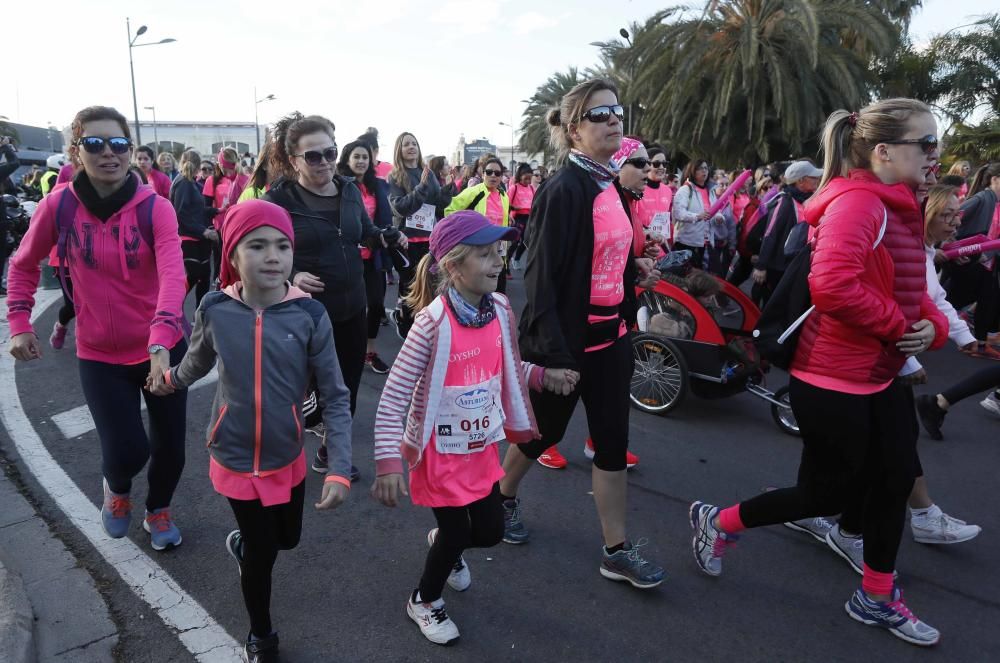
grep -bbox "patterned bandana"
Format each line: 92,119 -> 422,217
569,149 -> 619,184
446,287 -> 496,328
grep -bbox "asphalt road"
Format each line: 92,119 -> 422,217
3,277 -> 999,662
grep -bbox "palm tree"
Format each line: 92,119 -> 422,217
623,1 -> 906,163
933,14 -> 1000,125
518,67 -> 585,164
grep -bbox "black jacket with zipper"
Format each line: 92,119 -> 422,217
264,176 -> 401,321
519,161 -> 638,370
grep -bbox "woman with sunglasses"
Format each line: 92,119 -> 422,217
7,106 -> 189,551
635,147 -> 674,249
265,113 -> 405,479
196,161 -> 214,190
689,99 -> 948,647
336,139 -> 395,375
443,157 -> 512,292
942,162 -> 1000,359
388,132 -> 452,339
170,149 -> 218,308
672,158 -> 724,269
499,79 -> 665,590
134,145 -> 173,199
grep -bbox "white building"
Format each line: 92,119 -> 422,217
126,121 -> 265,158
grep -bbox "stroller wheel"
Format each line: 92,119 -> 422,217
770,385 -> 800,436
630,334 -> 688,415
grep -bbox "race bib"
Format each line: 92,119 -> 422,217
405,203 -> 437,231
649,212 -> 671,238
434,375 -> 505,454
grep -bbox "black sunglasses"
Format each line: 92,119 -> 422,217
884,135 -> 938,155
484,169 -> 502,176
650,160 -> 668,168
581,104 -> 625,124
624,157 -> 651,169
199,165 -> 214,172
293,146 -> 338,166
77,136 -> 132,155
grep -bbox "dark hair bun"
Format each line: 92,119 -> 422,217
546,108 -> 561,127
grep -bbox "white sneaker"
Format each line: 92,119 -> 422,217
911,511 -> 981,545
406,592 -> 460,645
427,528 -> 471,591
980,393 -> 1000,417
637,305 -> 651,332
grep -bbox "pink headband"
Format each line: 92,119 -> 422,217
612,137 -> 644,169
217,150 -> 237,170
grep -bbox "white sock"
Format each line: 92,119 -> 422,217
910,504 -> 941,524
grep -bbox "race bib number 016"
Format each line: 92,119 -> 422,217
435,376 -> 504,454
405,203 -> 436,232
649,211 -> 671,237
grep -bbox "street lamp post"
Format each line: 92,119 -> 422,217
498,120 -> 515,172
620,28 -> 634,135
127,18 -> 176,147
144,106 -> 158,154
254,88 -> 276,155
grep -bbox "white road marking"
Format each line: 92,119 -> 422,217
51,367 -> 219,439
0,291 -> 241,662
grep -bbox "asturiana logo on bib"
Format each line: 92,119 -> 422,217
455,388 -> 490,410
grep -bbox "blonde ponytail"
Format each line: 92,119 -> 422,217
402,244 -> 477,315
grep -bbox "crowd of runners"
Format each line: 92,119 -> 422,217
2,76 -> 999,661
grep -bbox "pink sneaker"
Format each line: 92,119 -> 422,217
50,322 -> 68,350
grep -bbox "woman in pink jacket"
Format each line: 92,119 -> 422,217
7,106 -> 189,552
134,145 -> 173,199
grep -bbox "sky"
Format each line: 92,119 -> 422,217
2,0 -> 990,158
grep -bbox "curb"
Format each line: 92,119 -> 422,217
0,557 -> 36,663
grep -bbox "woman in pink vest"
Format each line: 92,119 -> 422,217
689,99 -> 949,647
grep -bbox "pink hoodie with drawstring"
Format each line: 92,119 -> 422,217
6,182 -> 187,365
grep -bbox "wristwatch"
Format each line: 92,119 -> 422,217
148,344 -> 167,355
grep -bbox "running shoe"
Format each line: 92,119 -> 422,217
226,529 -> 243,575
143,508 -> 182,551
845,587 -> 940,646
306,422 -> 325,438
310,445 -> 359,480
536,446 -> 567,469
825,525 -> 864,575
502,497 -> 530,544
600,538 -> 665,589
365,352 -> 390,374
406,591 -> 460,646
380,311 -> 390,327
584,438 -> 639,469
391,308 -> 410,340
101,478 -> 132,539
981,392 -> 1000,417
243,631 -> 280,662
427,528 -> 471,591
783,516 -> 835,543
911,511 -> 981,544
915,394 -> 946,441
689,501 -> 738,577
50,321 -> 68,350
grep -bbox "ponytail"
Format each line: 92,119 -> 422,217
968,163 -> 1000,198
816,98 -> 932,193
403,252 -> 437,314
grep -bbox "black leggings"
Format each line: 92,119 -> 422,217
182,239 -> 212,308
304,308 -> 366,427
363,258 -> 387,340
78,342 -> 189,510
57,272 -> 75,326
228,480 -> 305,638
942,364 -> 1000,406
737,377 -> 918,573
944,261 -> 1000,342
517,334 -> 633,472
418,482 -> 504,603
395,241 -> 431,329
